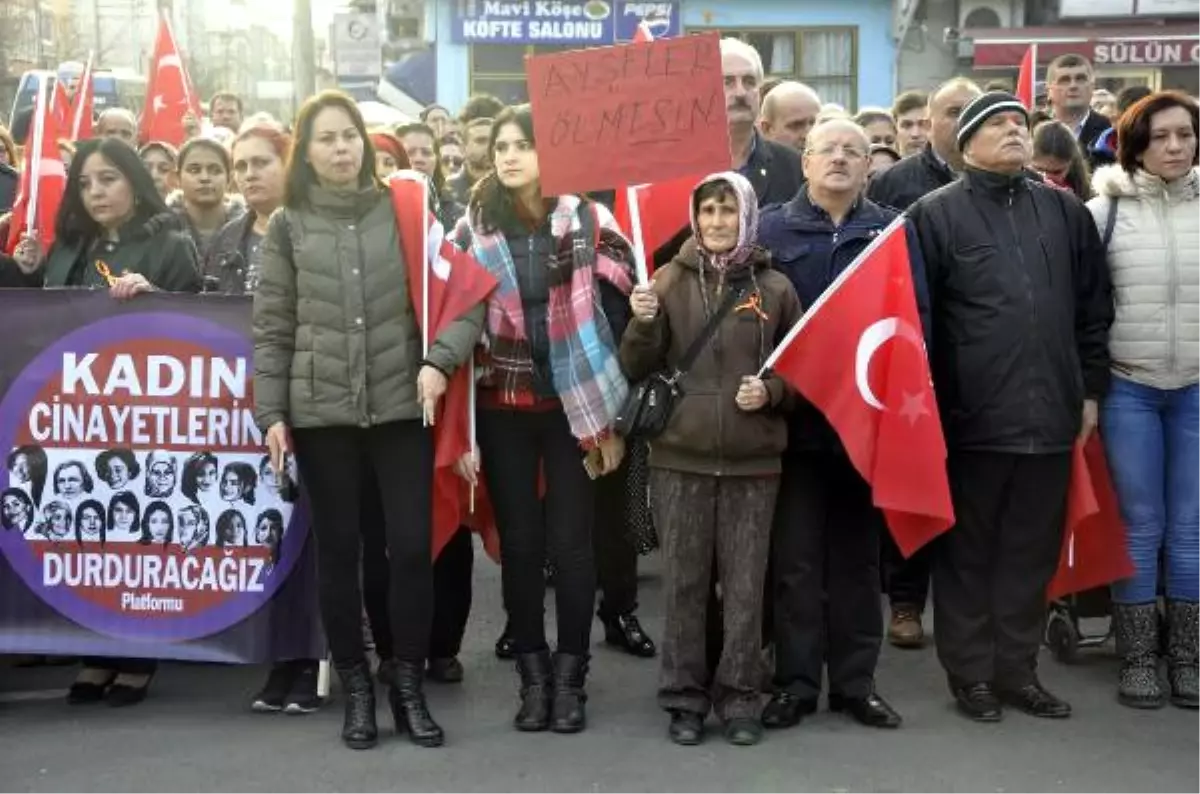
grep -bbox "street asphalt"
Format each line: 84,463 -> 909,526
1,550 -> 1196,792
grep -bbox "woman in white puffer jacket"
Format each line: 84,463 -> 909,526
1087,91 -> 1199,713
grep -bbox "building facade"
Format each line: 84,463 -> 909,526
898,0 -> 1199,97
431,0 -> 898,113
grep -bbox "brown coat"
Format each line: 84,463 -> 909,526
620,239 -> 802,476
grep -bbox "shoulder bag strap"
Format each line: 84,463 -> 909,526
671,284 -> 746,381
1102,195 -> 1120,251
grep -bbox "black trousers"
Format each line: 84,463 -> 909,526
362,493 -> 475,661
292,421 -> 433,667
771,451 -> 883,700
479,407 -> 595,655
933,451 -> 1071,689
883,533 -> 932,610
593,454 -> 638,619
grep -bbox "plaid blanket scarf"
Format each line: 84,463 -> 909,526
455,195 -> 634,449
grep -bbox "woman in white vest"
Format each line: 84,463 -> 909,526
1088,91 -> 1199,712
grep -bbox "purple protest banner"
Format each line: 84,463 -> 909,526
0,290 -> 323,662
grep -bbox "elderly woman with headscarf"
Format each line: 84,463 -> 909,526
620,171 -> 801,747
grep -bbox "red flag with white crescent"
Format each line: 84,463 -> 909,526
140,10 -> 201,147
5,82 -> 67,255
389,171 -> 499,559
763,219 -> 955,556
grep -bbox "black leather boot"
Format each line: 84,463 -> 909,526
1113,602 -> 1166,709
514,651 -> 553,731
550,652 -> 589,734
335,661 -> 378,750
1166,600 -> 1199,709
388,660 -> 445,747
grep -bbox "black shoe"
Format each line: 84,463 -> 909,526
426,657 -> 464,684
723,717 -> 763,746
761,691 -> 818,729
550,652 -> 589,734
829,693 -> 902,729
252,662 -> 297,712
284,663 -> 322,715
495,624 -> 516,660
667,710 -> 705,746
602,613 -> 657,658
996,682 -> 1072,719
514,651 -> 553,732
388,660 -> 445,748
335,661 -> 378,750
66,669 -> 116,705
953,682 -> 1003,722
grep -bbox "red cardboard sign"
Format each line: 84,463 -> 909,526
525,32 -> 731,196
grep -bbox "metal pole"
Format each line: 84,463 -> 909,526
292,0 -> 316,111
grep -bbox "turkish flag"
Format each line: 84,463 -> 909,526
390,171 -> 499,560
49,80 -> 71,132
613,174 -> 696,277
765,220 -> 955,556
1047,437 -> 1135,600
1016,45 -> 1038,110
5,82 -> 67,255
69,56 -> 96,141
140,10 -> 201,147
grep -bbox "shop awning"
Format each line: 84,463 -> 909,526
966,23 -> 1199,68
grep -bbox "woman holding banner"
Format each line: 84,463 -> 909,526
10,137 -> 201,295
254,90 -> 484,751
453,103 -> 634,735
8,139 -> 200,708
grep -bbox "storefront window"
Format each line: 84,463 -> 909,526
470,44 -> 578,104
706,27 -> 859,109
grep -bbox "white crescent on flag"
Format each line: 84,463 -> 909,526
158,54 -> 183,71
854,317 -> 924,411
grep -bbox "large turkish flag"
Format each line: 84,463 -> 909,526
765,220 -> 955,556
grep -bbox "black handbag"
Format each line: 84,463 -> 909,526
615,285 -> 745,439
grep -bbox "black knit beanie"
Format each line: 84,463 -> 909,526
956,91 -> 1029,152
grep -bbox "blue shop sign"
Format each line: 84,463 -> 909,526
451,1 -> 680,45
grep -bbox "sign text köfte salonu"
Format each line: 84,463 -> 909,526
452,1 -> 680,45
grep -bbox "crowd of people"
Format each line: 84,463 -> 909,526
0,38 -> 1196,752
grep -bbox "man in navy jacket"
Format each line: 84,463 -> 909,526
757,118 -> 930,732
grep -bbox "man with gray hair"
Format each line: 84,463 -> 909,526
757,117 -> 929,732
719,37 -> 804,207
96,108 -> 138,148
758,81 -> 822,156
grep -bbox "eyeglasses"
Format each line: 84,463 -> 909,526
441,156 -> 463,169
806,143 -> 868,160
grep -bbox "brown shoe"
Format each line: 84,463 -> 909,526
888,604 -> 925,649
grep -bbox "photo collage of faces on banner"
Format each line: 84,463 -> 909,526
2,446 -> 297,566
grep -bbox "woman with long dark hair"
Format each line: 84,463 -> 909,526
1033,120 -> 1093,201
9,137 -> 201,293
74,499 -> 106,547
453,103 -> 634,735
254,90 -> 483,750
107,491 -> 141,537
7,445 -> 47,505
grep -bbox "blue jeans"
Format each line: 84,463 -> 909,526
1102,376 -> 1199,603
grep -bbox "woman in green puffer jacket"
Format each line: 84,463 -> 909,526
253,90 -> 484,752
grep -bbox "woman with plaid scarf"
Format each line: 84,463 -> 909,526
453,104 -> 635,735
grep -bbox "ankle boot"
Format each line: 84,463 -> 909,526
514,651 -> 553,731
1166,600 -> 1199,709
550,652 -> 589,734
1113,603 -> 1165,709
335,661 -> 378,750
388,660 -> 445,747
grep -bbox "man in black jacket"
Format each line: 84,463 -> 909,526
866,77 -> 981,651
1046,54 -> 1110,166
908,92 -> 1113,723
868,78 -> 980,214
